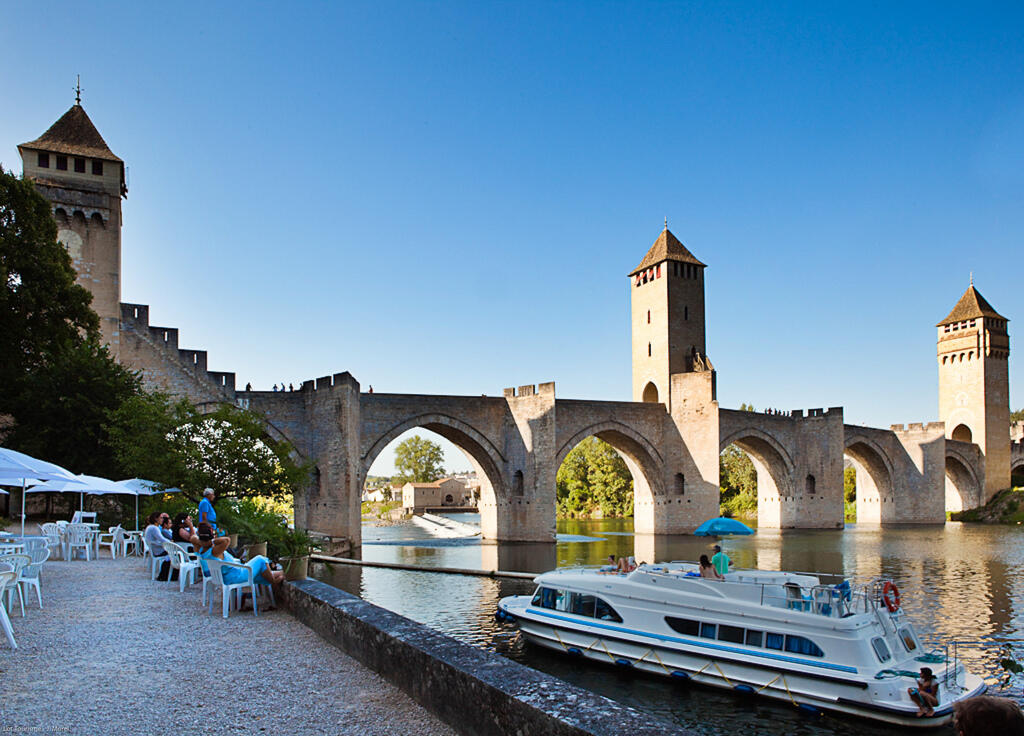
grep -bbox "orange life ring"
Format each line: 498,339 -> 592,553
882,581 -> 901,612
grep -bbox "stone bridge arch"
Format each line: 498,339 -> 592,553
946,441 -> 983,513
555,419 -> 667,531
1011,442 -> 1024,486
842,433 -> 896,524
360,412 -> 508,509
719,427 -> 795,526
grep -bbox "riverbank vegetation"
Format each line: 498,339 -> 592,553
950,487 -> 1024,523
556,437 -> 633,518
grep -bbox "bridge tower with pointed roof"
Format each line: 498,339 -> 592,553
18,98 -> 127,357
937,282 -> 1011,503
629,225 -> 709,409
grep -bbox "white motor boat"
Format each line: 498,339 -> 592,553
497,562 -> 986,727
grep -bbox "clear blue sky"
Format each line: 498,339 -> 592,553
2,3 -> 1022,475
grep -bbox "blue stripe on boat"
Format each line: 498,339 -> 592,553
527,608 -> 859,674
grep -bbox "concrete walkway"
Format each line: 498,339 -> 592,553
0,554 -> 457,736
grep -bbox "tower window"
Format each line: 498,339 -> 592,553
56,155 -> 67,171
684,306 -> 688,320
656,265 -> 661,278
74,158 -> 86,173
648,343 -> 652,357
675,473 -> 685,495
92,160 -> 103,176
647,310 -> 651,324
37,153 -> 49,168
806,475 -> 816,495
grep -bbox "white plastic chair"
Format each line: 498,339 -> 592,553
18,545 -> 50,609
98,526 -> 126,559
39,523 -> 63,560
71,511 -> 96,524
122,531 -> 140,557
0,569 -> 18,649
0,554 -> 31,617
140,536 -> 165,581
65,524 -> 93,561
163,541 -> 200,592
204,558 -> 274,619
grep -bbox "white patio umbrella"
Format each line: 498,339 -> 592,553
28,474 -> 131,526
117,479 -> 182,530
0,448 -> 79,535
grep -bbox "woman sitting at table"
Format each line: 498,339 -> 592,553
171,513 -> 196,551
192,522 -> 283,588
143,512 -> 169,558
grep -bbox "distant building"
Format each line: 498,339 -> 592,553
402,478 -> 469,509
365,488 -> 391,503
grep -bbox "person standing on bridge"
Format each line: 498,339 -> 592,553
711,544 -> 730,576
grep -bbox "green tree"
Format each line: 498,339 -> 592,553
739,402 -> 756,412
0,168 -> 99,399
108,397 -> 307,501
393,435 -> 445,484
720,445 -> 757,517
556,437 -> 633,518
5,340 -> 139,477
1012,408 -> 1024,423
844,465 -> 857,503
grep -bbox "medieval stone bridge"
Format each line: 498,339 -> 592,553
223,370 -> 988,553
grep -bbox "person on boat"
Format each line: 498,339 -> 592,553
699,554 -> 723,580
952,695 -> 1024,735
908,667 -> 939,717
711,544 -> 730,576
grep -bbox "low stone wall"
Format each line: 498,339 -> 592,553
283,578 -> 689,736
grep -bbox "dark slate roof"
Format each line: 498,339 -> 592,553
938,285 -> 1007,326
18,104 -> 122,162
629,228 -> 706,276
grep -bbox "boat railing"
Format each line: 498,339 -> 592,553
638,565 -> 858,618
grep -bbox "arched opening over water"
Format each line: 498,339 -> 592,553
945,453 -> 980,514
951,423 -> 973,443
719,429 -> 793,527
362,416 -> 504,535
1013,459 -> 1024,489
554,421 -> 665,533
844,439 -> 895,524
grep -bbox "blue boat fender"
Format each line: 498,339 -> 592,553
733,684 -> 755,695
797,703 -> 822,717
614,658 -> 633,668
566,647 -> 583,656
670,671 -> 690,681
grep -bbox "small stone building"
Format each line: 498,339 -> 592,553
402,478 -> 467,509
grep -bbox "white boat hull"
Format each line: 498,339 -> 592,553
504,606 -> 987,728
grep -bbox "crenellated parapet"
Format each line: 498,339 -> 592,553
119,302 -> 236,405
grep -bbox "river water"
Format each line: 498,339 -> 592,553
312,517 -> 1024,735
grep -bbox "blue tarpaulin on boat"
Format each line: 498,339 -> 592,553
693,517 -> 755,536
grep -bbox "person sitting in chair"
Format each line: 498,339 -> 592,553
192,522 -> 284,589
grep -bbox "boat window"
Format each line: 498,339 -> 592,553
595,598 -> 622,623
665,617 -> 699,636
745,630 -> 763,647
717,625 -> 745,644
554,591 -> 573,612
784,635 -> 824,657
532,587 -> 558,609
871,637 -> 892,663
571,593 -> 597,618
700,623 -> 717,639
765,633 -> 784,650
899,627 -> 918,652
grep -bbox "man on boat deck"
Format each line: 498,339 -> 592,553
711,545 -> 730,576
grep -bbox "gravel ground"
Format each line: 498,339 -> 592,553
0,553 -> 458,736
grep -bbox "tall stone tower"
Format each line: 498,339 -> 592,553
629,225 -> 708,409
18,100 -> 127,357
937,282 -> 1011,501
